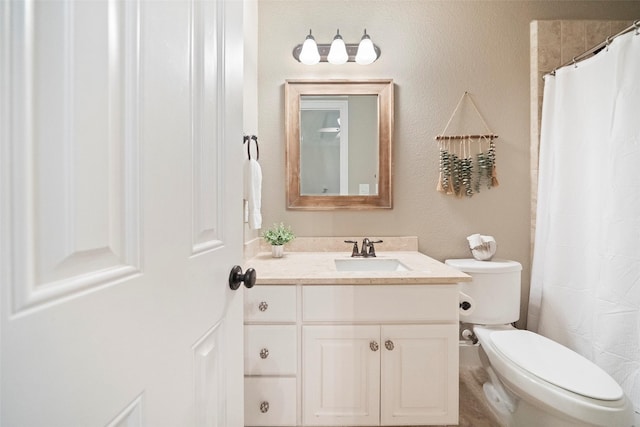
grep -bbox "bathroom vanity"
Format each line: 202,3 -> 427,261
243,246 -> 470,426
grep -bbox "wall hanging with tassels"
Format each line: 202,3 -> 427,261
435,92 -> 499,198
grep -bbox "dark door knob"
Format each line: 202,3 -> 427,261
229,265 -> 256,290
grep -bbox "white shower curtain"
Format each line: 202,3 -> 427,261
529,31 -> 640,413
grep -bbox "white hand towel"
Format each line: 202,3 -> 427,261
480,235 -> 496,253
466,233 -> 483,249
467,234 -> 497,261
243,158 -> 262,229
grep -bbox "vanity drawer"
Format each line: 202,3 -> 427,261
245,285 -> 296,323
245,377 -> 297,426
245,325 -> 297,375
303,285 -> 458,323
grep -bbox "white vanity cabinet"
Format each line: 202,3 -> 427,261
379,324 -> 458,425
302,324 -> 458,426
244,285 -> 298,426
303,325 -> 381,426
302,285 -> 459,426
244,283 -> 459,427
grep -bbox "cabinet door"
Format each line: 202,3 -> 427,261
380,324 -> 459,426
303,325 -> 380,426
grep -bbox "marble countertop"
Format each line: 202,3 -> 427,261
245,251 -> 471,285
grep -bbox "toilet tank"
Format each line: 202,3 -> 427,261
445,258 -> 522,325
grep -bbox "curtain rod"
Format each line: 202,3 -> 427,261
550,20 -> 639,76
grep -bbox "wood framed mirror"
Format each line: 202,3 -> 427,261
285,79 -> 394,210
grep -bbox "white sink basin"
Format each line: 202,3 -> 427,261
334,258 -> 410,272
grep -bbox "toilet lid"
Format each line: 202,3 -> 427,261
490,330 -> 623,401
445,258 -> 522,273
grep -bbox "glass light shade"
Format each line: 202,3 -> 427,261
327,31 -> 348,64
356,32 -> 377,65
299,32 -> 320,65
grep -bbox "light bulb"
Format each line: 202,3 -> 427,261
356,29 -> 378,65
299,30 -> 320,65
327,29 -> 348,65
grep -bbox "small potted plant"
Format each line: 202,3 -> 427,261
262,222 -> 295,258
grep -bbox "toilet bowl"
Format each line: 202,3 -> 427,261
446,258 -> 634,427
474,324 -> 634,427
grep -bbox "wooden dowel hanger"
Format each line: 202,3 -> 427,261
435,134 -> 499,141
434,93 -> 500,198
436,92 -> 497,142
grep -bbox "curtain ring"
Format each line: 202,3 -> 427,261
572,57 -> 577,68
634,20 -> 639,36
605,36 -> 612,51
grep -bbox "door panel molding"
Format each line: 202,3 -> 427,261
2,0 -> 141,316
106,393 -> 144,427
193,320 -> 225,427
191,0 -> 224,255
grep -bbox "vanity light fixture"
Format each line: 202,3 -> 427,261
298,30 -> 320,65
327,29 -> 348,64
355,29 -> 377,65
293,29 -> 381,65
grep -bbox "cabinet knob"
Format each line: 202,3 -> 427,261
369,341 -> 379,352
259,348 -> 269,359
258,301 -> 268,312
260,401 -> 269,413
385,340 -> 395,351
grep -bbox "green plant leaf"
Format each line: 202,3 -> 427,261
261,222 -> 295,246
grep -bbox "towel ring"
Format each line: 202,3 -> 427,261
244,135 -> 259,160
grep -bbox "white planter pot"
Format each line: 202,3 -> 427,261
271,245 -> 284,258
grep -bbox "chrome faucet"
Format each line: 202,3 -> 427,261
360,238 -> 373,257
365,238 -> 383,257
345,238 -> 383,257
344,240 -> 360,257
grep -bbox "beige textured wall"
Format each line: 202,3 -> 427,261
243,0 -> 260,242
257,1 -> 640,327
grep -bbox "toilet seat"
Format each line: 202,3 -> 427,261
474,325 -> 633,426
490,329 -> 623,401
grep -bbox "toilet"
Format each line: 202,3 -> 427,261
446,258 -> 635,427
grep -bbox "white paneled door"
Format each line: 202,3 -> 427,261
0,0 -> 244,426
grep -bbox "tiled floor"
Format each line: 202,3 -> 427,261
455,366 -> 501,427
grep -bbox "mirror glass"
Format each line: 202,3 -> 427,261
285,80 -> 393,209
300,95 -> 378,196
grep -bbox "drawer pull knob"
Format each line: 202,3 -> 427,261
260,401 -> 269,413
385,340 -> 395,351
258,301 -> 268,312
369,341 -> 379,352
259,348 -> 269,359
